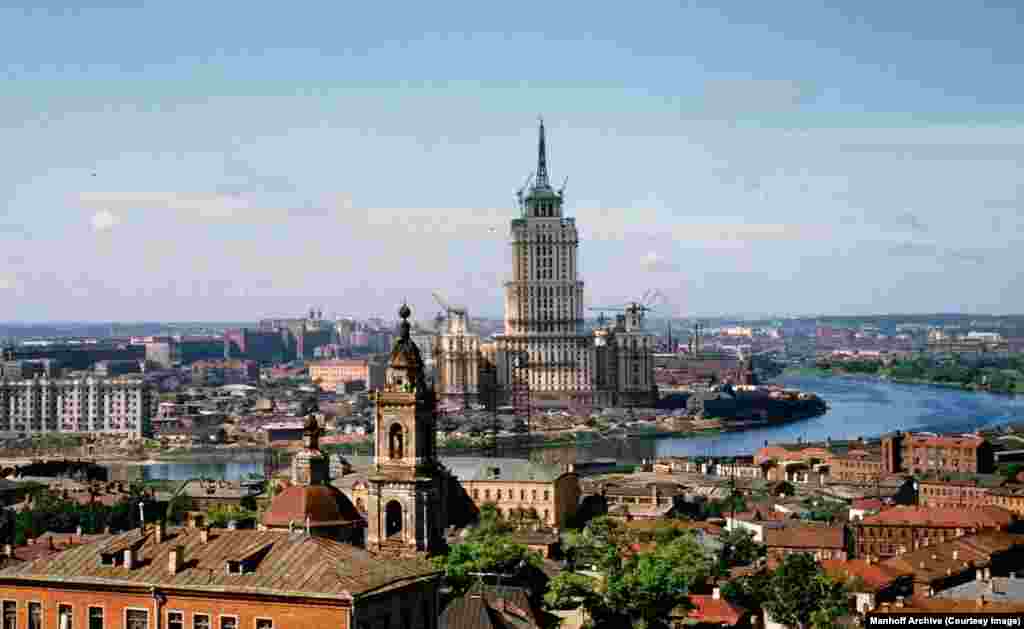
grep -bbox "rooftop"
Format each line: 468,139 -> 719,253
934,576 -> 1024,603
763,524 -> 845,550
821,559 -> 910,592
0,527 -> 438,599
445,457 -> 568,483
860,505 -> 1014,529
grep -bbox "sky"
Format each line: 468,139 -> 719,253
2,1 -> 1024,322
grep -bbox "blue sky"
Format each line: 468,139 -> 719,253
2,1 -> 1024,322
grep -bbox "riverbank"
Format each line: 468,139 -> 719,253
784,366 -> 1018,395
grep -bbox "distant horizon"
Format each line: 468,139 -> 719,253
2,311 -> 1023,328
3,3 -> 1024,318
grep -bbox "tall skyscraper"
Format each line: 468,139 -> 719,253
495,119 -> 597,406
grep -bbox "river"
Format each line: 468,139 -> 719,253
119,375 -> 1024,480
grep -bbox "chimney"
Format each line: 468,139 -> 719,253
977,569 -> 984,581
48,536 -> 55,551
123,548 -> 134,570
895,596 -> 904,609
155,521 -> 165,544
168,545 -> 184,575
200,528 -> 209,544
976,596 -> 985,609
2,544 -> 11,558
712,587 -> 721,600
952,550 -> 958,560
920,561 -> 926,569
76,526 -> 83,537
227,520 -> 237,531
1011,572 -> 1017,580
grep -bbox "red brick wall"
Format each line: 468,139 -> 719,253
0,584 -> 349,629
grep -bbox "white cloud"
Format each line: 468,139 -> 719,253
89,209 -> 121,232
640,251 -> 679,272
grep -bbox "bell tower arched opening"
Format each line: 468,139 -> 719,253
389,423 -> 404,460
385,501 -> 403,538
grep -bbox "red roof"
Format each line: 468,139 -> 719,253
262,485 -> 363,528
821,559 -> 910,592
851,498 -> 884,511
860,506 -> 1014,529
763,525 -> 845,550
686,595 -> 747,625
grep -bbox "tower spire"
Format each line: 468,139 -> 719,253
535,115 -> 550,189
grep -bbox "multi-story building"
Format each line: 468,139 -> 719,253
882,431 -> 995,476
855,506 -> 1014,559
918,472 -> 1024,517
593,307 -> 657,406
0,377 -> 156,438
433,307 -> 481,406
493,119 -> 656,408
224,327 -> 286,364
309,359 -> 385,392
450,458 -> 580,529
259,309 -> 336,362
190,359 -> 259,386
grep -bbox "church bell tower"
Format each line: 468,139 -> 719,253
366,304 -> 448,557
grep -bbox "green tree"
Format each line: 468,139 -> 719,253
546,532 -> 713,629
562,516 -> 631,571
760,554 -> 850,629
433,505 -> 542,598
717,527 -> 764,570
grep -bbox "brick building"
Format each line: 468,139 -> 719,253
0,525 -> 440,629
763,524 -> 847,563
855,506 -> 1015,559
881,431 -> 995,475
915,472 -> 1024,517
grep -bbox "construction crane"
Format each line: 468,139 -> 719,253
432,291 -> 467,318
588,290 -> 667,330
515,172 -> 534,214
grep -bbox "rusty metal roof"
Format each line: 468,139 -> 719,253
0,527 -> 439,600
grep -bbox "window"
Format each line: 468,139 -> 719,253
255,621 -> 272,629
126,610 -> 148,629
219,617 -> 237,629
543,490 -> 549,501
88,608 -> 103,629
28,603 -> 41,629
193,615 -> 210,629
3,601 -> 16,629
167,613 -> 184,629
58,605 -> 72,629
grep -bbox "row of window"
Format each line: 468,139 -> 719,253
474,487 -> 549,502
0,602 -> 272,629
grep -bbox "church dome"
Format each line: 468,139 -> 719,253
262,484 -> 363,529
388,303 -> 425,373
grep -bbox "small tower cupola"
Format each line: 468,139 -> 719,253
386,303 -> 428,394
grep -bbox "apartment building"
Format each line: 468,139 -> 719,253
918,473 -> 1024,517
855,506 -> 1014,559
0,377 -> 156,438
882,431 -> 995,476
309,359 -> 386,392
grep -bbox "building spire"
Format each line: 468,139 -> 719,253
535,115 -> 550,189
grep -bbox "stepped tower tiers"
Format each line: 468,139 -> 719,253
496,118 -> 601,407
366,304 -> 448,557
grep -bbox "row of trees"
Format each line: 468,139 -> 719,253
816,355 -> 1024,393
10,486 -> 153,545
433,512 -> 853,629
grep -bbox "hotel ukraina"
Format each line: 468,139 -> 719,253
434,120 -> 657,408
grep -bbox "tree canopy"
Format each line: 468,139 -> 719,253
723,553 -> 850,629
431,502 -> 543,597
546,517 -> 714,629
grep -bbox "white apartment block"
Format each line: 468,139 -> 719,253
0,377 -> 156,438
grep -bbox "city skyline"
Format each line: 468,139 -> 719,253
3,2 -> 1024,321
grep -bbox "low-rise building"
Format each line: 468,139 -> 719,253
0,525 -> 441,629
447,458 -> 580,529
821,558 -> 912,614
763,524 -> 847,563
856,506 -> 1015,559
309,359 -> 385,392
918,472 -> 1024,516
